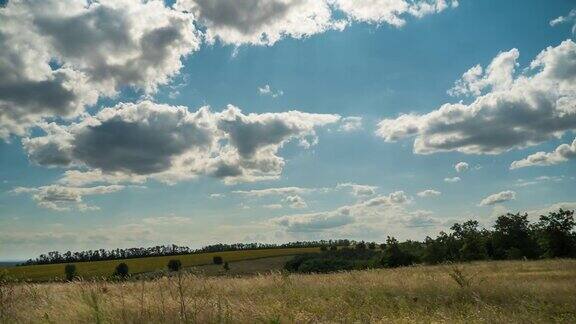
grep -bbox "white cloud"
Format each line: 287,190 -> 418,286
331,0 -> 458,27
454,161 -> 470,173
376,40 -> 576,155
448,49 -> 519,97
550,9 -> 576,35
274,190 -> 410,233
11,184 -> 125,211
336,182 -> 377,197
22,101 -> 340,185
283,195 -> 308,209
444,176 -> 461,183
232,186 -> 322,197
263,204 -> 283,209
258,84 -> 284,98
510,138 -> 576,169
142,216 -> 194,225
209,193 -> 225,198
479,190 -> 516,206
174,0 -> 457,47
175,0 -> 342,46
0,0 -> 199,139
338,116 -> 363,132
417,189 -> 441,198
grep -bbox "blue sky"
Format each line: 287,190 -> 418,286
1,0 -> 576,260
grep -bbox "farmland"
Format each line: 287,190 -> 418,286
2,247 -> 320,281
1,259 -> 575,323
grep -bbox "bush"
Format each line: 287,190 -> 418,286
213,256 -> 223,265
114,263 -> 129,278
320,245 -> 328,251
167,259 -> 182,272
356,241 -> 366,250
368,242 -> 377,250
223,262 -> 230,271
330,245 -> 338,251
64,264 -> 76,281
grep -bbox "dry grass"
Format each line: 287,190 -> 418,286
1,259 -> 576,323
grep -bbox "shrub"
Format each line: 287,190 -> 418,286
320,245 -> 328,251
223,262 -> 230,271
64,264 -> 77,281
356,241 -> 366,250
368,242 -> 377,250
114,263 -> 129,278
330,245 -> 338,251
167,259 -> 182,272
213,256 -> 223,265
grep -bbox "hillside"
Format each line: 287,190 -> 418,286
3,247 -> 320,281
1,259 -> 575,323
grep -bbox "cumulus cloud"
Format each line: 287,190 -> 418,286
338,116 -> 363,132
336,182 -> 378,197
417,189 -> 441,198
258,84 -> 283,98
0,0 -> 199,139
510,138 -> 576,169
23,101 -> 340,185
550,9 -> 576,35
275,190 -> 410,232
283,195 -> 308,208
444,176 -> 461,183
11,184 -> 125,211
376,40 -> 576,155
174,0 -> 457,46
175,0 -> 341,46
331,0 -> 458,27
479,190 -> 516,206
232,186 -> 319,197
454,161 -> 470,173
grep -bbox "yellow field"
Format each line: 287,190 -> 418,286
1,259 -> 575,323
3,247 -> 320,281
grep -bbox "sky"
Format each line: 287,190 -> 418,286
1,0 -> 576,260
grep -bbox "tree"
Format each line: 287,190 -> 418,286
330,245 -> 338,251
356,241 -> 366,250
213,256 -> 223,265
167,259 -> 182,272
381,237 -> 416,267
223,262 -> 230,271
451,220 -> 487,261
492,213 -> 537,259
320,245 -> 328,251
114,263 -> 129,278
535,209 -> 576,258
64,264 -> 76,281
368,242 -> 377,250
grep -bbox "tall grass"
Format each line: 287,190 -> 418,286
2,259 -> 576,323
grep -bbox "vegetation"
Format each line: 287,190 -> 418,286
4,247 -> 321,281
114,263 -> 129,278
21,240 -> 351,266
212,256 -> 223,265
0,259 -> 575,323
64,264 -> 76,281
167,259 -> 182,272
285,209 -> 576,273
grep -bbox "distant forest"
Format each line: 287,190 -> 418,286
20,240 -> 353,266
21,209 -> 576,267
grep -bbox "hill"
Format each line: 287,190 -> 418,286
3,247 -> 320,281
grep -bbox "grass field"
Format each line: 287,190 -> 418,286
2,247 -> 320,281
1,259 -> 575,323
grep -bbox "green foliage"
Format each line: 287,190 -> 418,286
320,245 -> 328,251
64,264 -> 76,281
213,256 -> 223,265
284,249 -> 381,273
535,209 -> 576,258
329,245 -> 338,251
223,262 -> 230,271
381,237 -> 417,268
167,259 -> 182,272
114,263 -> 129,278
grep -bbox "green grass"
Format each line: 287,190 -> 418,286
3,247 -> 320,281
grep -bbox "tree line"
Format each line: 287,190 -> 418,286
20,240 -> 353,266
285,209 -> 576,273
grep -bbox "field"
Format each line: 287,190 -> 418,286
1,259 -> 575,323
2,247 -> 320,281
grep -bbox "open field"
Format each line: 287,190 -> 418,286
1,259 -> 575,323
2,247 -> 320,281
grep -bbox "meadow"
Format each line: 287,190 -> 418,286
1,259 -> 575,323
2,247 -> 320,281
